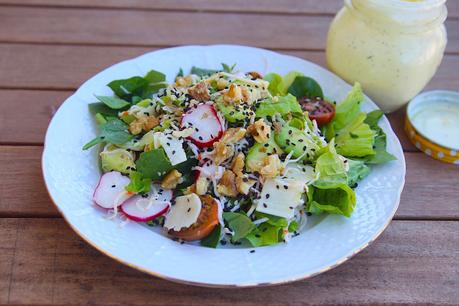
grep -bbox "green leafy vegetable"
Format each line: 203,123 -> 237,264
82,118 -> 133,150
95,95 -> 130,110
323,83 -> 376,157
95,113 -> 107,125
309,141 -> 356,217
223,212 -> 255,242
108,69 -> 167,101
190,66 -> 218,77
88,102 -> 119,117
222,63 -> 236,73
288,76 -> 324,99
200,225 -> 222,248
264,73 -> 283,96
255,94 -> 302,117
254,212 -> 288,227
363,110 -> 397,164
346,159 -> 370,187
135,149 -> 173,180
246,223 -> 282,247
125,171 -> 152,193
176,68 -> 184,78
288,221 -> 299,232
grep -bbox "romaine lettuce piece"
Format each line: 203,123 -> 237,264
263,71 -> 303,96
363,110 -> 397,164
223,212 -> 255,242
323,83 -> 376,157
308,141 -> 356,217
346,159 -> 370,187
255,94 -> 302,118
125,171 -> 152,193
246,222 -> 282,247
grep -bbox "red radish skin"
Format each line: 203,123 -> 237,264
120,199 -> 169,222
181,104 -> 224,148
93,171 -> 133,209
120,186 -> 173,222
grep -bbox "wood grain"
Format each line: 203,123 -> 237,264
0,44 -> 458,91
0,0 -> 458,19
0,7 -> 457,53
2,218 -> 458,305
1,146 -> 458,219
0,44 -> 456,147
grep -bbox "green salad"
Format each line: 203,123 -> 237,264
85,64 -> 396,248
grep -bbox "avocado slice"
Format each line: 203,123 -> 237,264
215,101 -> 247,123
274,125 -> 321,161
246,136 -> 283,172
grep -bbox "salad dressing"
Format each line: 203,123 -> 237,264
326,0 -> 447,112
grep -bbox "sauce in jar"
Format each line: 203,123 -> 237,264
326,0 -> 447,113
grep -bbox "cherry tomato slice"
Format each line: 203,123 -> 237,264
168,195 -> 219,241
299,97 -> 336,126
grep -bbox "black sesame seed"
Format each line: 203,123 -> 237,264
263,203 -> 268,208
172,150 -> 176,155
276,185 -> 280,189
111,185 -> 116,188
220,240 -> 227,245
307,212 -> 312,216
266,194 -> 270,199
250,250 -> 256,253
255,234 -> 261,238
289,206 -> 293,209
284,185 -> 288,190
298,139 -> 304,143
187,207 -> 191,212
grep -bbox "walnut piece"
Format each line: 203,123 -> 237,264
216,78 -> 229,90
247,71 -> 263,79
195,176 -> 209,195
231,153 -> 245,175
212,128 -> 246,165
175,75 -> 194,88
236,175 -> 256,195
216,170 -> 238,197
213,141 -> 234,166
260,154 -> 283,179
129,115 -> 159,135
247,118 -> 271,143
188,81 -> 210,102
223,84 -> 243,104
161,169 -> 182,189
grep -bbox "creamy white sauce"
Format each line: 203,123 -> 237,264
411,101 -> 459,150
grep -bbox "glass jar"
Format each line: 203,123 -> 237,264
326,0 -> 447,113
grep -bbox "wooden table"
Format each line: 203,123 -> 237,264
0,1 -> 458,304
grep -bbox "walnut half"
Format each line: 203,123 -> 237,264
129,115 -> 159,135
161,169 -> 182,189
188,81 -> 210,102
247,119 -> 271,143
216,170 -> 238,197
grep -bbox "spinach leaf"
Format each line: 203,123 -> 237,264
108,76 -> 149,101
135,148 -> 173,180
223,212 -> 255,242
107,69 -> 166,101
221,63 -> 236,73
288,76 -> 324,99
88,102 -> 119,117
82,118 -> 133,150
190,66 -> 218,77
246,223 -> 282,247
254,212 -> 288,227
200,225 -> 222,248
125,171 -> 152,193
95,95 -> 130,109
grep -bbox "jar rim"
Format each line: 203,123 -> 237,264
345,0 -> 447,32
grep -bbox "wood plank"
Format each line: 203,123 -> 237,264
0,7 -> 457,52
0,219 -> 18,304
0,44 -> 457,92
0,0 -> 458,19
1,146 -> 458,219
4,218 -> 459,304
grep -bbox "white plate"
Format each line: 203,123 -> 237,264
42,45 -> 405,287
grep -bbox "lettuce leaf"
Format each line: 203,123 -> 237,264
125,171 -> 152,193
246,223 -> 282,247
346,159 -> 370,187
223,212 -> 255,242
323,83 -> 376,157
255,94 -> 302,117
363,111 -> 397,164
308,141 -> 356,217
264,71 -> 304,96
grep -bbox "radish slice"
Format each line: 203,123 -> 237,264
93,171 -> 133,209
120,185 -> 173,222
181,104 -> 223,148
